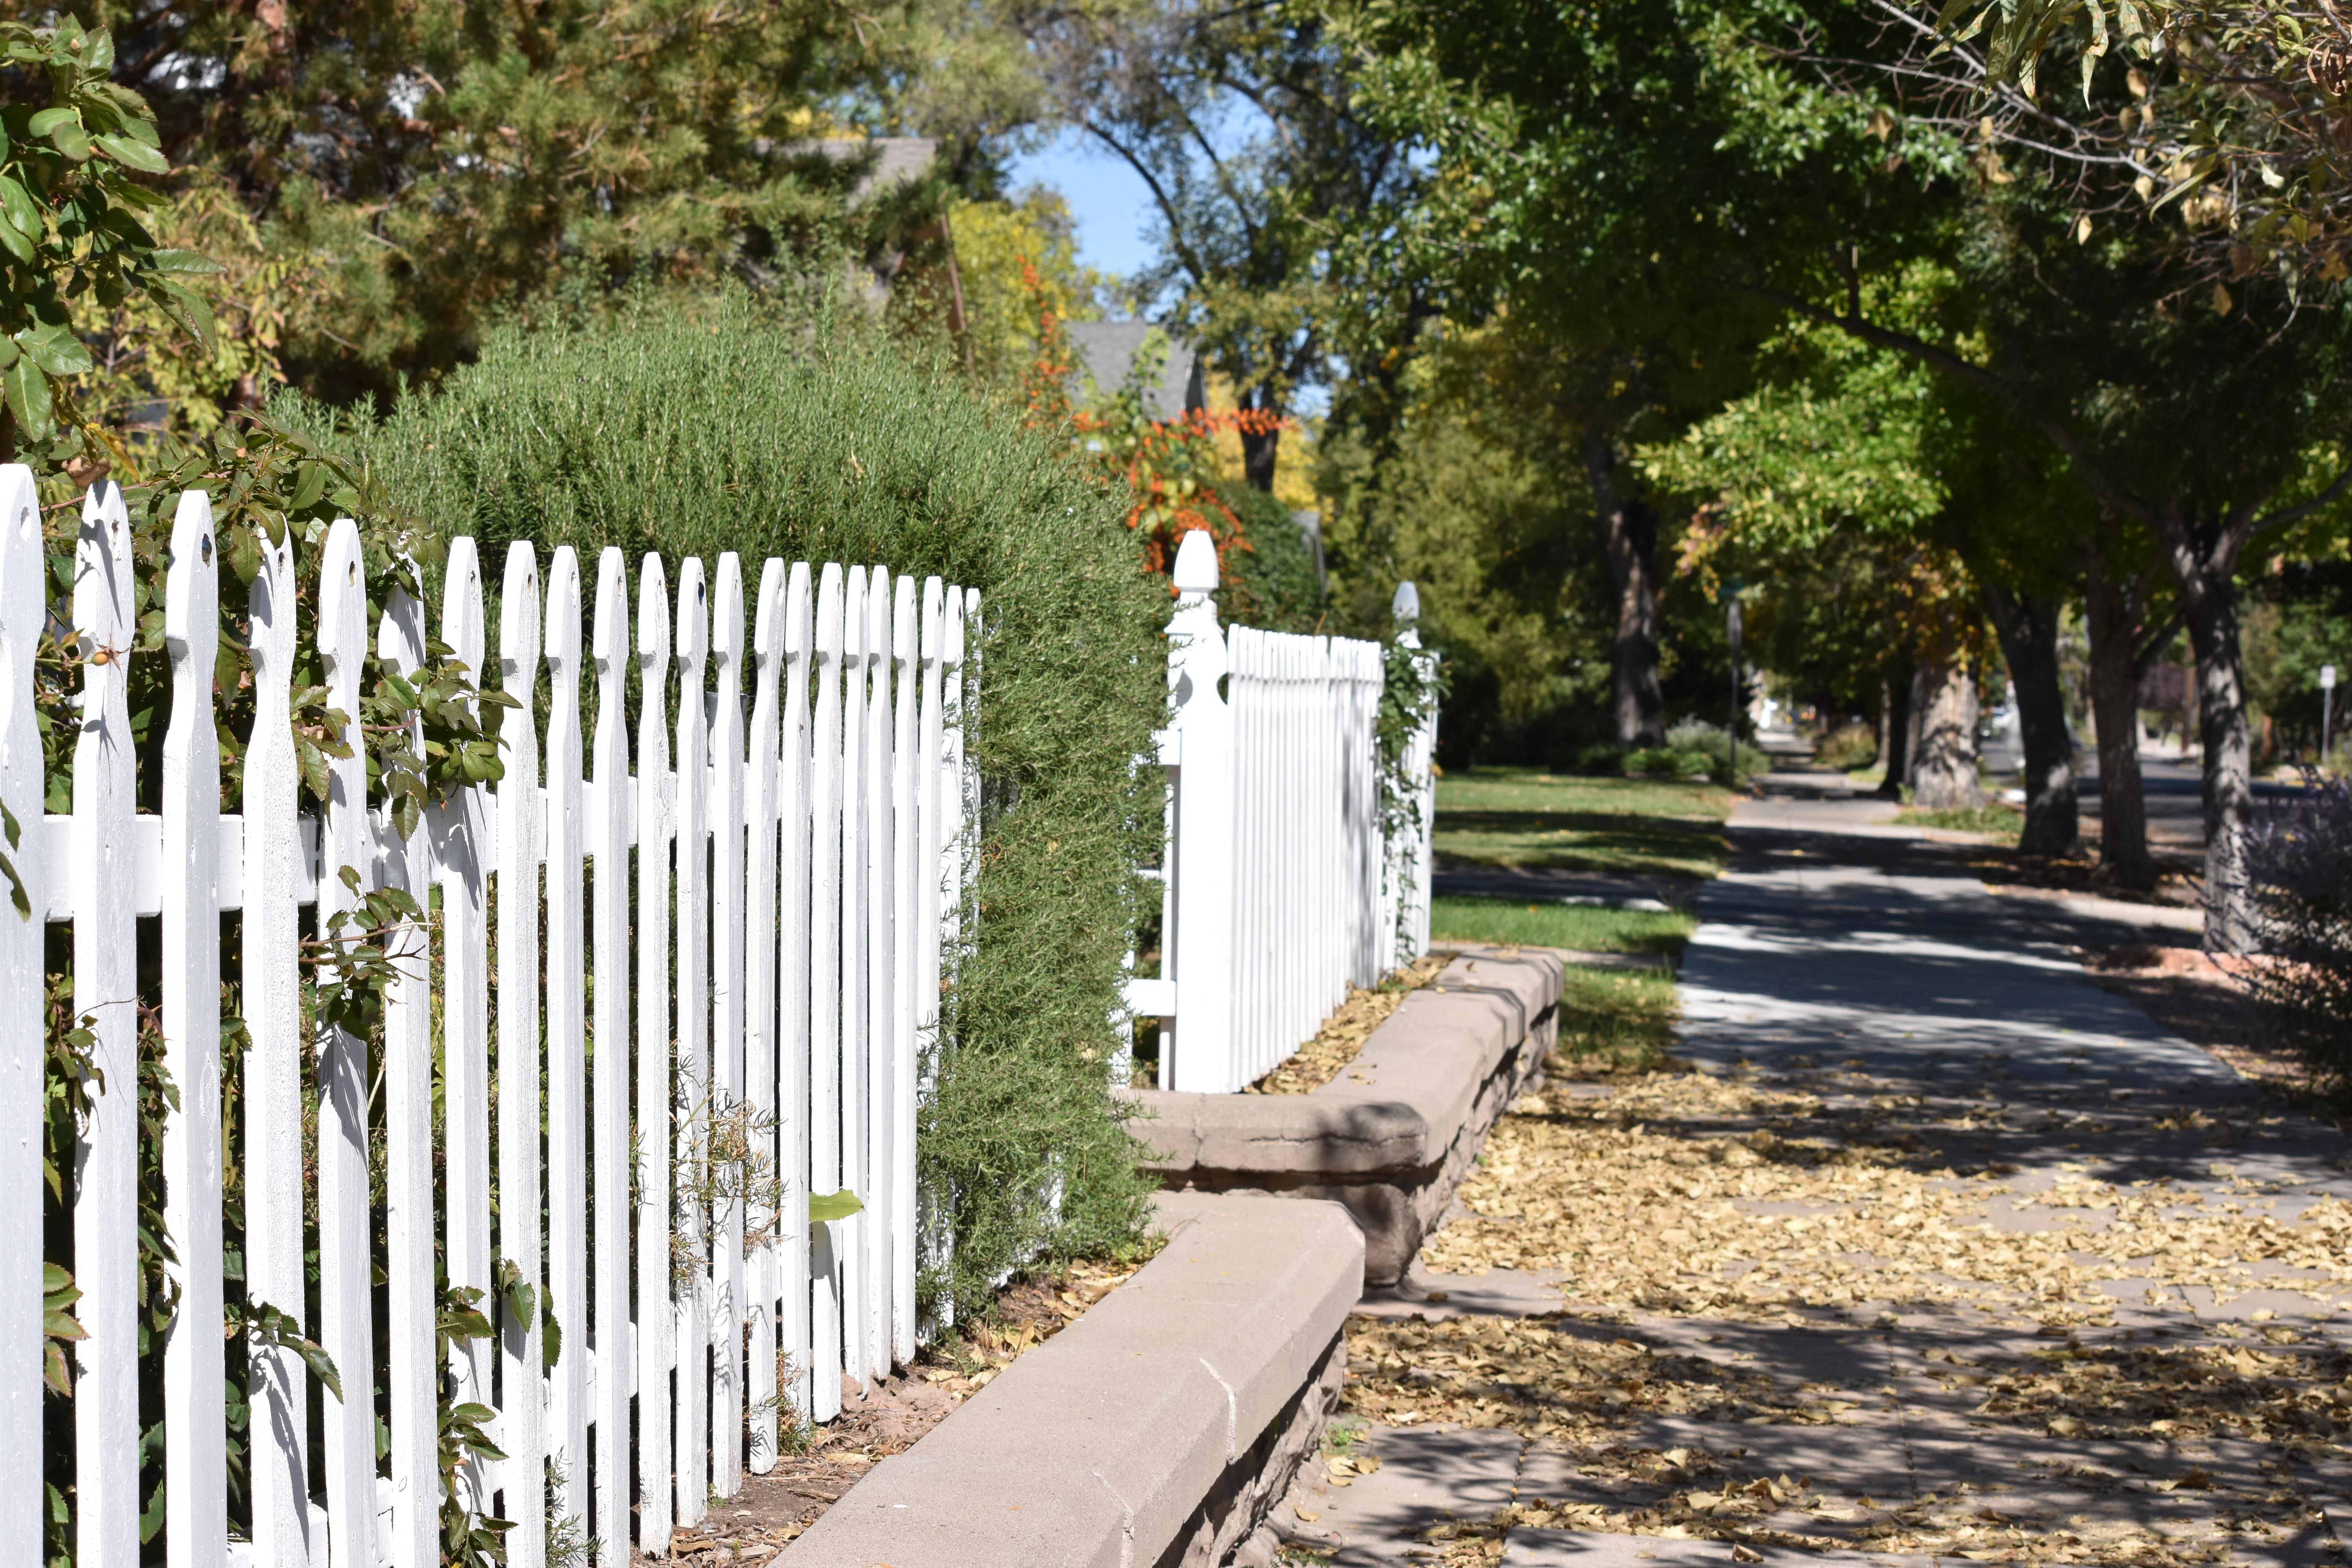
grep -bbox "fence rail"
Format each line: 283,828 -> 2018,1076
0,467 -> 979,1566
1135,530 -> 1438,1093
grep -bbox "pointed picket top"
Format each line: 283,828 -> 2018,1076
754,557 -> 785,672
714,553 -> 746,691
941,583 -> 964,670
593,548 -> 628,693
786,560 -> 813,658
163,492 -> 219,673
678,556 -> 709,666
640,553 -> 671,675
920,577 -> 942,659
817,562 -> 844,666
501,543 -> 543,688
545,548 -> 584,702
893,572 -> 917,663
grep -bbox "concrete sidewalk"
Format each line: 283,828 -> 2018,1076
1280,796 -> 2352,1567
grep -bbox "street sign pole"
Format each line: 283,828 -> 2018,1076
2324,663 -> 2339,773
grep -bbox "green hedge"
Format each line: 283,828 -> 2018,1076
325,291 -> 1167,1321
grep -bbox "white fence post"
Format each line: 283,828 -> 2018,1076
1389,582 -> 1438,964
1164,532 -> 1235,1093
889,572 -> 920,1366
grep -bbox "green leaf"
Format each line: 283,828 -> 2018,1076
48,121 -> 90,162
26,108 -> 76,139
15,323 -> 91,377
144,277 -> 215,347
0,217 -> 30,266
809,1188 -> 865,1224
3,357 -> 53,439
81,27 -> 113,76
0,176 -> 40,242
94,134 -> 165,174
148,247 -> 220,276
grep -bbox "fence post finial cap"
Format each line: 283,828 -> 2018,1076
1393,580 -> 1420,623
1173,528 -> 1219,594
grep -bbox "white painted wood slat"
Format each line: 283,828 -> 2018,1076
439,540 -> 495,1440
0,467 -> 42,1568
838,566 -> 869,1391
807,564 -> 844,1420
589,548 -> 634,1552
863,570 -> 894,1380
889,572 -> 919,1366
160,489 -> 227,1568
495,542 -> 547,1568
744,561 -> 783,1469
379,567 -> 438,1568
314,517 -> 379,1568
636,554 -> 677,1553
671,558 -> 712,1530
542,547 -> 590,1530
775,562 -> 814,1427
708,554 -> 747,1496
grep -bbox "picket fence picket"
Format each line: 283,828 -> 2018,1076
0,468 -> 43,1568
808,564 -> 846,1421
777,563 -> 815,1428
496,541 -> 548,1568
160,490 -> 227,1568
15,495 -> 980,1564
671,556 -> 712,1534
542,546 -> 591,1532
636,553 -> 677,1555
709,553 -> 748,1496
745,561 -> 784,1474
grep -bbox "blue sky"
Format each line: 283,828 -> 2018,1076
1006,128 -> 1161,286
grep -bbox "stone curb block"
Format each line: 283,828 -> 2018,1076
783,1191 -> 1364,1568
1122,945 -> 1566,1284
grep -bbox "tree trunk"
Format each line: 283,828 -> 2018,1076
1982,582 -> 2080,856
1239,422 -> 1280,492
2079,554 -> 2155,890
2149,508 -> 2258,951
1581,431 -> 1665,747
1910,656 -> 1983,810
1876,674 -> 1912,799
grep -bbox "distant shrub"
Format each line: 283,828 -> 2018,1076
1659,718 -> 1769,782
1815,722 -> 1879,772
1637,743 -> 1712,780
2244,782 -> 2352,1081
1573,741 -> 1626,776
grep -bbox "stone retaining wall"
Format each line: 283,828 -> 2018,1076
784,1191 -> 1362,1568
1124,945 -> 1565,1285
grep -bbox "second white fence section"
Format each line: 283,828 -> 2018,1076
0,466 -> 979,1568
1136,529 -> 1438,1093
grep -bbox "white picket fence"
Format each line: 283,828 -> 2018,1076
1130,531 -> 1439,1093
0,467 -> 980,1568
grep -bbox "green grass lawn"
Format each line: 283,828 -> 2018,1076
1429,894 -> 1694,955
1552,965 -> 1682,1076
1898,802 -> 2024,835
1432,768 -> 1734,879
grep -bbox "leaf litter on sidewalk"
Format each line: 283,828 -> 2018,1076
1337,1026 -> 2352,1566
